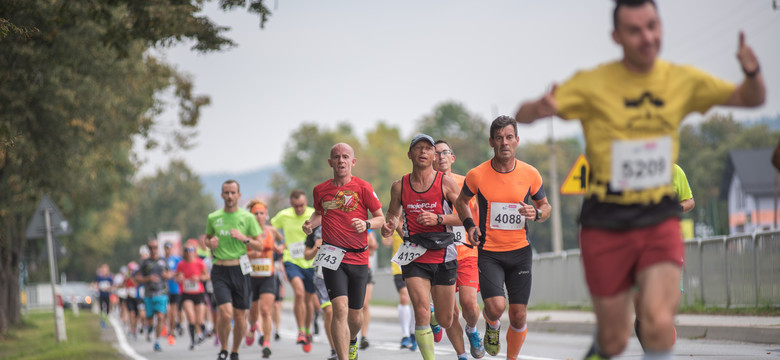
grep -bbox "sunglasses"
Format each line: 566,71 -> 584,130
184,248 -> 195,252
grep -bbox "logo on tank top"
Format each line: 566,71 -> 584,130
321,190 -> 360,214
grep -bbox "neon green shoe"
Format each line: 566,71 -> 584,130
484,324 -> 500,356
349,342 -> 358,360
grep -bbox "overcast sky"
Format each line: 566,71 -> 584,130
134,0 -> 780,176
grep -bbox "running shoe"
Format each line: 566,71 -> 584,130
430,304 -> 442,342
245,326 -> 256,346
400,336 -> 412,349
327,349 -> 338,360
349,342 -> 359,360
274,332 -> 280,341
177,323 -> 184,336
409,334 -> 418,351
466,325 -> 486,359
161,325 -> 168,337
484,324 -> 501,356
189,343 -> 196,351
262,346 -> 272,359
458,355 -> 469,360
153,342 -> 163,352
230,352 -> 239,360
258,333 -> 264,346
100,319 -> 106,329
217,350 -> 228,360
296,332 -> 307,345
302,334 -> 312,353
359,336 -> 370,350
168,334 -> 176,345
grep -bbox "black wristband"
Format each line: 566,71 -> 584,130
743,64 -> 760,78
365,220 -> 370,230
462,217 -> 476,231
436,214 -> 443,225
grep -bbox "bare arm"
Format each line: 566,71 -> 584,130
515,85 -> 558,124
381,180 -> 403,238
724,32 -> 765,107
530,197 -> 552,223
302,212 -> 322,235
455,189 -> 480,246
304,238 -> 322,261
681,197 -> 695,214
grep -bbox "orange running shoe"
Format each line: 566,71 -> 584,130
296,332 -> 306,344
302,334 -> 312,353
161,325 -> 168,337
167,334 -> 175,345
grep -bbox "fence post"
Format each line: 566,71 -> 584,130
698,238 -> 705,306
724,236 -> 731,309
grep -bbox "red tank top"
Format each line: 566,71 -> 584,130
401,171 -> 456,263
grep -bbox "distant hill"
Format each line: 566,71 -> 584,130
200,164 -> 282,208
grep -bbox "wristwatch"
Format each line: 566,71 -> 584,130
535,208 -> 542,221
244,238 -> 250,245
436,214 -> 443,225
365,220 -> 371,230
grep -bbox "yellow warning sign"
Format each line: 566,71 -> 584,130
561,154 -> 589,195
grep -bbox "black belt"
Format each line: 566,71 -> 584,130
322,242 -> 367,253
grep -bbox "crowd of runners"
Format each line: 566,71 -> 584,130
91,1 -> 767,360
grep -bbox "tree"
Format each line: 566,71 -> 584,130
415,102 -> 492,174
0,0 -> 271,335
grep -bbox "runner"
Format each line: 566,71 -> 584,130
304,225 -> 338,360
197,234 -> 218,342
164,241 -> 183,345
135,238 -> 173,352
175,239 -> 209,350
271,189 -> 317,353
271,234 -> 286,342
244,199 -> 284,358
114,265 -> 128,329
125,261 -> 141,340
381,134 -> 462,360
94,264 -> 114,329
455,116 -> 552,360
358,230 -> 379,350
205,179 -> 264,360
514,1 -> 765,358
382,226 -> 417,351
433,139 -> 485,359
302,142 -> 385,360
634,163 -> 694,350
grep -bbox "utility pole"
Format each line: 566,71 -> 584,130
549,117 -> 563,253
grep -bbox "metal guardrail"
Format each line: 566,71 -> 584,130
530,230 -> 780,308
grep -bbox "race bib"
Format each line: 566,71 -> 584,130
98,280 -> 111,291
610,136 -> 672,191
250,258 -> 272,277
116,288 -> 127,298
239,254 -> 252,275
391,242 -> 427,266
452,226 -> 468,245
289,242 -> 305,259
127,287 -> 136,298
183,279 -> 200,293
138,286 -> 145,298
489,202 -> 526,230
313,244 -> 346,271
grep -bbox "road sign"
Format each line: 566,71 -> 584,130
561,154 -> 589,195
25,195 -> 71,239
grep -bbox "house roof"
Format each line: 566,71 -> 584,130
720,148 -> 777,199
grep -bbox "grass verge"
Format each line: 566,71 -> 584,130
0,310 -> 122,360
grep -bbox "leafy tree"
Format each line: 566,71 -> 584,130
0,0 -> 271,335
415,102 -> 492,174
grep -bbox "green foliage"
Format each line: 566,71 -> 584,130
0,311 -> 122,359
415,102 -> 492,173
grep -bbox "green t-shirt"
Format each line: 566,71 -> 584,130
270,206 -> 315,268
205,208 -> 261,261
672,164 -> 693,201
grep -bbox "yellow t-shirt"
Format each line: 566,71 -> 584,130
555,60 -> 734,228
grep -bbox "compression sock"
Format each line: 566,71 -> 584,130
506,324 -> 527,359
398,304 -> 412,337
188,324 -> 195,343
415,326 -> 435,360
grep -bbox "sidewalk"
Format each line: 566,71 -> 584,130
364,304 -> 780,345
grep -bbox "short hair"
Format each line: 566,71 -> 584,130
489,116 -> 518,139
434,139 -> 452,152
222,179 -> 240,193
613,0 -> 657,29
289,189 -> 306,200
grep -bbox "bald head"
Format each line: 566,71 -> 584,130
330,142 -> 355,158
